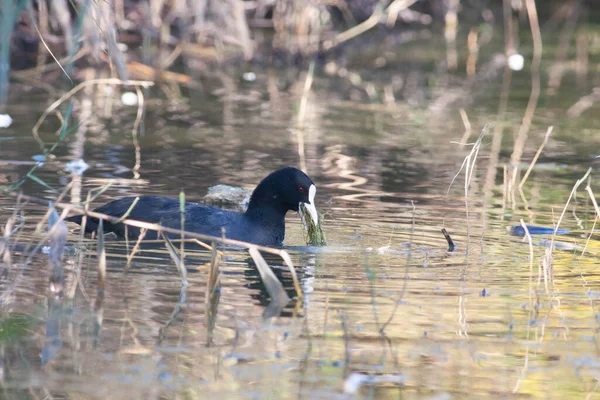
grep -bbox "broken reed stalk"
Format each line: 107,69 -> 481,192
126,228 -> 147,267
249,247 -> 290,306
519,126 -> 554,188
458,108 -> 472,147
206,241 -> 221,304
161,233 -> 188,284
7,191 -> 304,300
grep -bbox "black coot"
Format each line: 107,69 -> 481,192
67,167 -> 318,246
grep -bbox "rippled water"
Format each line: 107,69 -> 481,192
2,35 -> 600,399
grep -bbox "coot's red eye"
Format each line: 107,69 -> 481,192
298,187 -> 305,193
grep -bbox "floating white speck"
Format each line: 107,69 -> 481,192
344,373 -> 405,394
121,91 -> 138,106
65,159 -> 89,175
242,72 -> 256,82
0,114 -> 13,128
32,154 -> 46,165
508,54 -> 525,71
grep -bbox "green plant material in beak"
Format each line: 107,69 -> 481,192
300,203 -> 326,246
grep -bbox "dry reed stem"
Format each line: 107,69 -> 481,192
179,191 -> 186,272
36,0 -> 49,73
585,185 -> 600,218
97,219 -> 106,292
508,0 -> 542,208
114,197 -> 140,223
249,247 -> 290,305
161,232 -> 188,283
550,168 -> 592,247
466,27 -> 478,77
131,85 -> 145,180
519,220 -> 540,298
205,242 -> 221,304
126,228 -> 147,267
448,126 -> 487,243
323,0 -> 417,51
297,60 -> 315,130
519,126 -> 554,188
458,109 -> 471,147
31,18 -> 72,84
580,216 -> 597,258
20,206 -> 73,272
444,0 -> 459,70
537,168 -> 593,290
34,181 -> 74,235
32,79 -> 154,135
296,60 -> 315,173
547,1 -> 579,91
1,196 -> 26,271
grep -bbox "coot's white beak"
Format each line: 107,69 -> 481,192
303,184 -> 318,225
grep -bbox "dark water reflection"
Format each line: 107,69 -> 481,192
2,39 -> 600,399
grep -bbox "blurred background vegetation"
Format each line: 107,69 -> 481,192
2,0 -> 596,110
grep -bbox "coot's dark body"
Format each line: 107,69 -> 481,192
67,167 -> 318,246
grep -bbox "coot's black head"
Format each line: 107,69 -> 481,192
247,167 -> 318,224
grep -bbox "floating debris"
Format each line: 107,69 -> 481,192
65,159 -> 89,175
344,372 -> 405,394
32,154 -> 46,165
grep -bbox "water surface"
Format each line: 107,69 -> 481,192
1,32 -> 600,399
